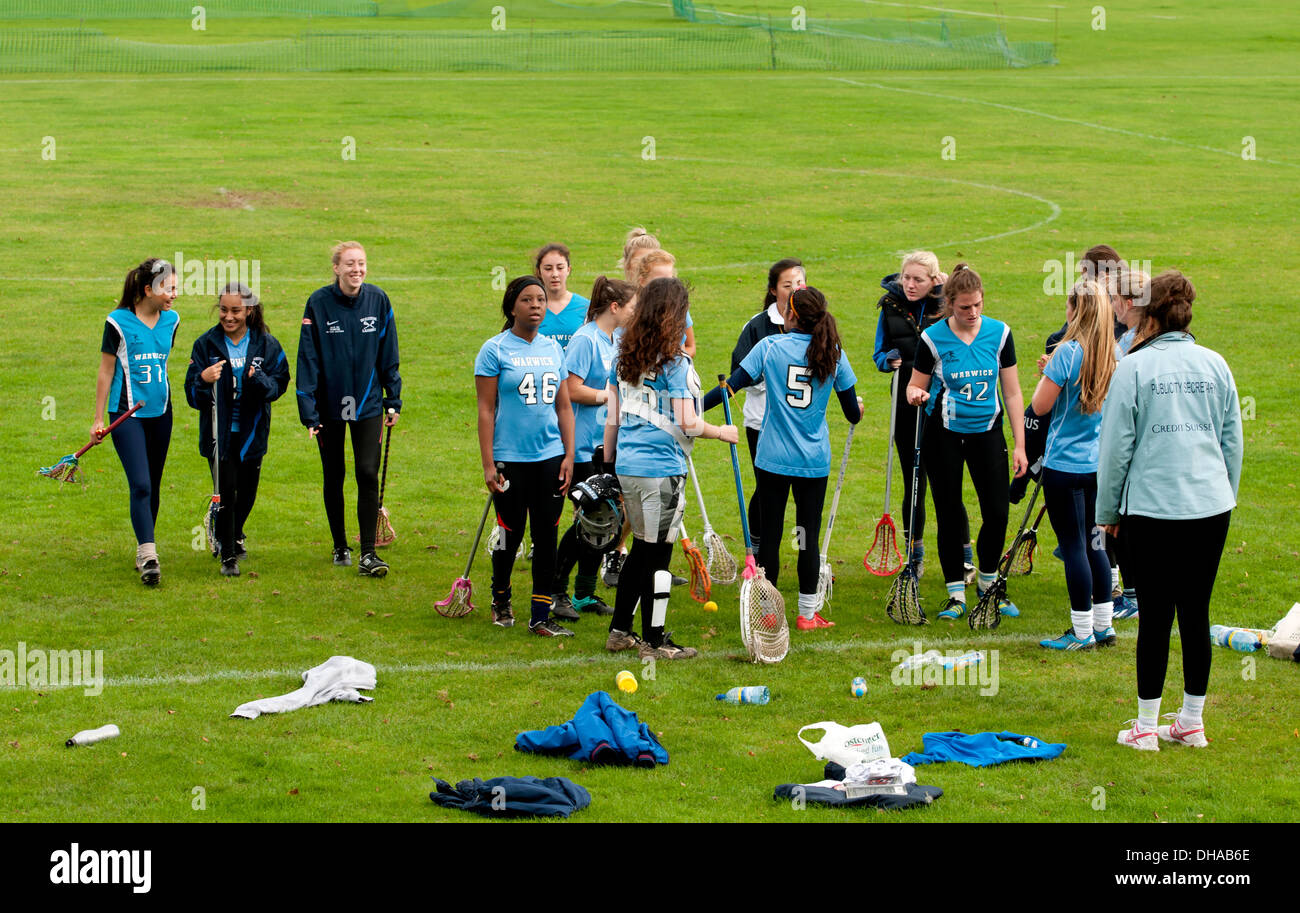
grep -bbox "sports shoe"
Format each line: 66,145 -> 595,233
575,594 -> 615,616
1093,625 -> 1117,647
1040,628 -> 1096,651
977,586 -> 1020,618
233,538 -> 248,560
605,628 -> 642,652
551,593 -> 580,621
796,612 -> 836,630
671,574 -> 688,587
1113,594 -> 1139,620
602,551 -> 624,587
638,633 -> 699,660
1116,720 -> 1159,751
529,618 -> 574,637
140,558 -> 161,587
220,557 -> 240,577
358,552 -> 389,578
1157,712 -> 1208,748
333,547 -> 352,567
491,598 -> 515,628
963,562 -> 978,585
937,597 -> 967,620
1112,582 -> 1123,600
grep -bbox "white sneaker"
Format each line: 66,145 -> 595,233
1116,720 -> 1159,751
1156,712 -> 1208,748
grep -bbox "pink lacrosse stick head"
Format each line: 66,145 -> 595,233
434,576 -> 474,618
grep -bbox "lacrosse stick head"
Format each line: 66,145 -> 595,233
38,455 -> 81,483
816,557 -> 833,616
968,577 -> 1004,631
434,576 -> 475,618
680,537 -> 711,604
740,563 -> 788,663
204,499 -> 221,557
1009,529 -> 1037,576
704,530 -> 737,585
375,506 -> 396,548
863,513 -> 903,577
885,566 -> 927,625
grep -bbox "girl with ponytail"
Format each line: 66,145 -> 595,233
92,258 -> 181,585
1100,270 -> 1242,751
704,286 -> 862,630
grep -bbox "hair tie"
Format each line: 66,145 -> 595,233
787,293 -> 801,323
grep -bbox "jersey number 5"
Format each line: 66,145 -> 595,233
518,372 -> 558,405
785,365 -> 813,409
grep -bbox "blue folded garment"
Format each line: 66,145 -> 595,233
515,691 -> 669,767
902,730 -> 1066,768
430,775 -> 591,818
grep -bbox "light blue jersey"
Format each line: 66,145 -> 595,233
916,317 -> 1016,433
225,333 -> 250,432
1043,340 -> 1101,473
539,293 -> 590,351
740,333 -> 856,477
103,308 -> 180,418
565,321 -> 616,463
609,354 -> 699,477
474,330 -> 566,463
1116,326 -> 1137,357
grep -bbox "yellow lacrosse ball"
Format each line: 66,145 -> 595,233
616,670 -> 638,693
703,600 -> 718,613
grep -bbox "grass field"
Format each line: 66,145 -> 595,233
1,0 -> 1298,823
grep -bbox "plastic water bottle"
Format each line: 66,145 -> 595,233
894,649 -> 944,672
940,650 -> 984,671
66,724 -> 120,747
1210,625 -> 1261,653
716,686 -> 770,705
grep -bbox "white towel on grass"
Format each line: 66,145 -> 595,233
231,656 -> 376,720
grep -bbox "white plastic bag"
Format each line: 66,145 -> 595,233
1268,603 -> 1300,662
797,721 -> 891,767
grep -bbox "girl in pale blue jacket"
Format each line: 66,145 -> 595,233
1098,271 -> 1242,752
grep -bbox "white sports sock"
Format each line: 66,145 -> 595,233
1071,610 -> 1093,640
1092,600 -> 1114,631
1137,697 -> 1161,732
1122,587 -> 1136,599
977,571 -> 996,592
137,542 -> 158,563
797,592 -> 819,620
1110,566 -> 1120,591
1179,693 -> 1206,728
945,580 -> 965,604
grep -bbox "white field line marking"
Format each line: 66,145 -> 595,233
829,76 -> 1300,168
2,629 -> 1136,692
850,0 -> 1051,22
0,150 -> 1062,282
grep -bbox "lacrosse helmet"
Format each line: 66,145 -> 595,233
570,473 -> 625,551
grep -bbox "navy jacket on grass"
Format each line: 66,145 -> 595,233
515,690 -> 669,767
296,281 -> 401,427
185,325 -> 290,463
430,776 -> 590,818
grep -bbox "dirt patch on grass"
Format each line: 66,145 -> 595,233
183,187 -> 298,211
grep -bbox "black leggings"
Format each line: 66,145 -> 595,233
745,427 -> 763,546
554,458 -> 608,596
1124,512 -> 1230,699
492,456 -> 565,625
894,388 -> 970,550
208,455 -> 263,560
316,416 -> 382,554
1042,468 -> 1110,614
755,468 -> 827,594
109,409 -> 172,545
924,425 -> 1009,583
612,539 -> 674,645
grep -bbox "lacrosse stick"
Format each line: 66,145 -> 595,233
435,493 -> 494,618
203,380 -> 222,558
864,371 -> 903,576
1011,502 -> 1049,576
885,402 -> 928,625
38,402 -> 143,483
816,423 -> 855,615
688,454 -> 737,585
678,519 -> 711,604
969,474 -> 1043,631
719,375 -> 788,663
375,409 -> 396,547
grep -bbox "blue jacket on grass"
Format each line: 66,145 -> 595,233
515,691 -> 669,767
430,776 -> 590,818
902,731 -> 1066,768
